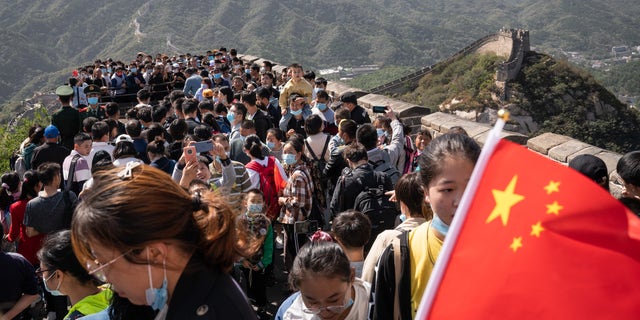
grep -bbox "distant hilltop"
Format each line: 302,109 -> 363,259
370,28 -> 531,98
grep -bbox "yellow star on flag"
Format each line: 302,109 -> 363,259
530,221 -> 545,237
486,175 -> 525,226
510,237 -> 523,252
546,201 -> 563,216
544,181 -> 560,195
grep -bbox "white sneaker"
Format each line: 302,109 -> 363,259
275,234 -> 284,249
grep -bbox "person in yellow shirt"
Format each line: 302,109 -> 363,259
278,63 -> 313,114
370,133 -> 480,319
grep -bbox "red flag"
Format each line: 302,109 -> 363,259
423,139 -> 640,319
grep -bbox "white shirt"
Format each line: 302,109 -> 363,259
246,156 -> 287,190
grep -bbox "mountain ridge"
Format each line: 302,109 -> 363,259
1,0 -> 639,110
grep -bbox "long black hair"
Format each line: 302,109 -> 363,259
37,230 -> 98,286
243,134 -> 264,160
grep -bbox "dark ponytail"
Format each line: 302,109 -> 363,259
243,134 -> 264,160
19,170 -> 40,200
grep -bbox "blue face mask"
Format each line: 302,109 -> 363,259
101,68 -> 107,74
313,87 -> 323,94
226,112 -> 235,123
377,128 -> 386,137
399,214 -> 407,222
267,141 -> 276,149
247,203 -> 264,213
43,271 -> 64,296
88,97 -> 99,105
316,103 -> 327,111
214,73 -> 222,80
282,153 -> 297,165
145,255 -> 168,311
130,68 -> 137,73
432,214 -> 450,237
290,109 -> 303,116
107,68 -> 112,74
245,69 -> 251,74
208,56 -> 214,61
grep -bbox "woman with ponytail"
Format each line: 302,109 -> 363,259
244,134 -> 287,220
71,164 -> 259,319
6,170 -> 42,265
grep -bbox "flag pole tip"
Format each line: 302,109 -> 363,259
498,109 -> 510,121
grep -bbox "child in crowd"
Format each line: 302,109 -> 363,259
617,151 -> 640,199
238,189 -> 273,318
275,240 -> 370,320
278,63 -> 313,114
38,230 -> 112,319
370,133 -> 480,319
411,128 -> 433,171
331,210 -> 371,278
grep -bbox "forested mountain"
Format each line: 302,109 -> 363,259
0,0 -> 638,110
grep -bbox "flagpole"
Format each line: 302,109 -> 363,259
416,110 -> 509,319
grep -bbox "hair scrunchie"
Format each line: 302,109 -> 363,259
192,195 -> 203,212
310,230 -> 333,242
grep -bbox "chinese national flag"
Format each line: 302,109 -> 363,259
423,139 -> 640,319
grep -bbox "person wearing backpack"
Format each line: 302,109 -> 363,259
324,119 -> 357,197
304,114 -> 331,227
329,143 -> 396,248
356,107 -> 403,186
244,135 -> 287,221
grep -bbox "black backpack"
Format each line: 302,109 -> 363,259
353,172 -> 399,246
369,158 -> 400,186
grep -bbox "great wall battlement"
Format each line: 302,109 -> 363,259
238,29 -> 623,195
368,28 -> 530,96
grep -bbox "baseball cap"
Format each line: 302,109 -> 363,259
568,154 -> 608,184
340,92 -> 358,104
44,125 -> 60,138
115,134 -> 133,144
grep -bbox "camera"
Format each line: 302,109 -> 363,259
372,106 -> 387,113
194,140 -> 213,153
183,146 -> 197,163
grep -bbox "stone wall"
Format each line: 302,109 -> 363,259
421,112 -> 623,196
368,29 -> 529,96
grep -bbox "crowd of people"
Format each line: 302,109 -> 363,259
2,47 -> 640,320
